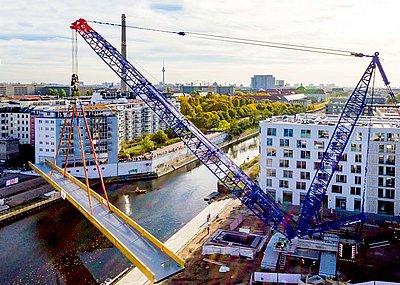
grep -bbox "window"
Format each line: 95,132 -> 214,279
378,200 -> 394,215
355,154 -> 362,163
332,185 -> 342,193
297,161 -> 307,169
386,167 -> 395,176
266,178 -> 272,187
300,171 -> 310,180
301,129 -> 311,138
387,144 -> 396,153
378,188 -> 395,199
387,133 -> 399,142
279,159 -> 289,168
266,169 -> 276,177
318,151 -> 324,159
280,139 -> 289,147
336,175 -> 347,183
379,144 -> 396,153
283,192 -> 293,203
351,143 -> 362,152
379,154 -> 395,165
300,150 -> 311,159
351,165 -> 362,173
314,140 -> 324,149
354,199 -> 361,211
350,187 -> 361,195
279,180 -> 289,188
267,128 -> 276,136
266,138 -> 273,146
284,128 -> 293,137
355,176 -> 362,185
283,149 -> 293,158
296,182 -> 306,190
336,164 -> 343,172
378,177 -> 395,188
283,170 -> 293,178
267,147 -> 276,156
355,132 -> 362,141
297,140 -> 307,148
340,153 -> 347,162
318,130 -> 329,138
266,158 -> 273,167
372,132 -> 385,141
314,162 -> 320,169
336,197 -> 346,210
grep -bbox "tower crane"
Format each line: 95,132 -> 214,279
70,18 -> 395,239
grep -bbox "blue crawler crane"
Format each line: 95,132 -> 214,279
70,18 -> 395,240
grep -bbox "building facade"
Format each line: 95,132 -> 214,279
259,112 -> 400,216
0,83 -> 46,97
0,107 -> 32,144
34,105 -> 118,169
251,75 -> 276,91
0,138 -> 19,164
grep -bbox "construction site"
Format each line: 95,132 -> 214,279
159,196 -> 400,284
20,15 -> 400,285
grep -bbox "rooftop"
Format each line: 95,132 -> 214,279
261,108 -> 400,129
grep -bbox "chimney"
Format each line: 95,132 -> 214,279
121,14 -> 127,92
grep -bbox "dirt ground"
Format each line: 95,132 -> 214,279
161,195 -> 400,285
162,198 -> 271,285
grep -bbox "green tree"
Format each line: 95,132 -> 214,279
234,91 -> 244,96
151,130 -> 169,145
180,101 -> 196,117
59,89 -> 67,98
86,89 -> 94,96
140,135 -> 155,152
217,120 -> 230,131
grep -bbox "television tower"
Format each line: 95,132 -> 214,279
162,60 -> 165,87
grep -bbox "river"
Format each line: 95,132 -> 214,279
0,135 -> 259,285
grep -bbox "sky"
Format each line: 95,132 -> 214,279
1,0 -> 400,87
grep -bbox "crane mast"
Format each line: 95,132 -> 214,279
70,19 -> 394,239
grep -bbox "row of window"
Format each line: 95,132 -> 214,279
267,127 -> 399,143
267,128 -> 330,139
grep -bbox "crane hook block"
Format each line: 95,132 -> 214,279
70,18 -> 94,33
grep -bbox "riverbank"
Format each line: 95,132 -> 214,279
156,129 -> 258,177
0,193 -> 61,225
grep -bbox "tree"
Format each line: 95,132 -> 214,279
151,130 -> 169,145
140,135 -> 155,152
59,89 -> 67,98
86,89 -> 94,96
180,101 -> 196,117
217,120 -> 230,131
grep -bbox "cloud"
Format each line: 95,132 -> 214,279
150,2 -> 183,12
1,0 -> 400,87
0,34 -> 69,41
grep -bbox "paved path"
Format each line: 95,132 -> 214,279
115,198 -> 234,285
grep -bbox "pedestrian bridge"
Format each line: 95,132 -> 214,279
29,160 -> 184,283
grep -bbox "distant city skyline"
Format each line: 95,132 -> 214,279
1,1 -> 400,88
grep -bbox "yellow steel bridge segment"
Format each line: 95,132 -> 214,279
29,160 -> 184,283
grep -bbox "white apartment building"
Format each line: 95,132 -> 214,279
34,104 -> 118,170
0,107 -> 32,144
92,92 -> 179,149
259,110 -> 400,216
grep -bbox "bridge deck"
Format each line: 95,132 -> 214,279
29,160 -> 184,283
